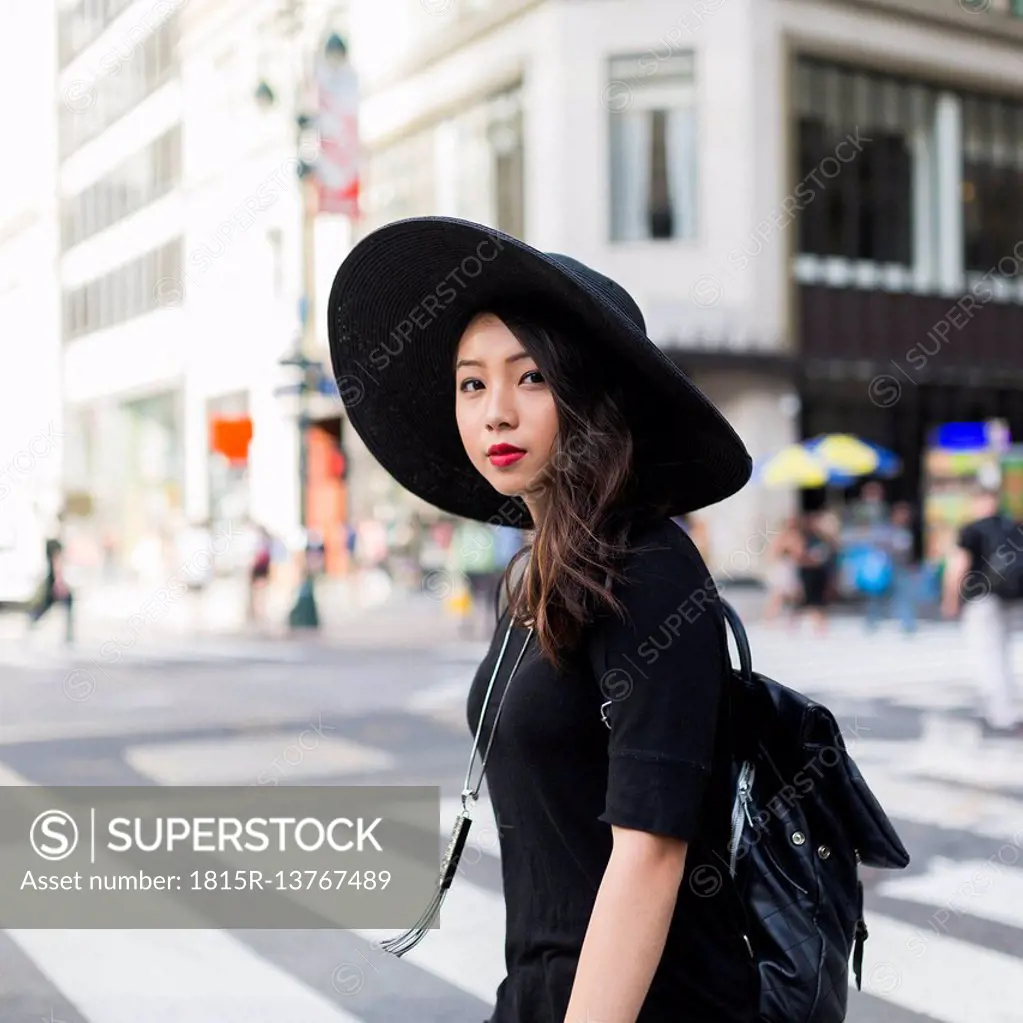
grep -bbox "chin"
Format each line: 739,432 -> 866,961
480,465 -> 531,498
485,475 -> 524,497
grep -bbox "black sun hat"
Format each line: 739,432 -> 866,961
327,216 -> 751,529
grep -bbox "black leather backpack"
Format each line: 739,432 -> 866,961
715,598 -> 911,1023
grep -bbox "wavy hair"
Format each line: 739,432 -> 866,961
482,306 -> 667,668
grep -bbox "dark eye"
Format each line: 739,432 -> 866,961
459,378 -> 484,393
521,370 -> 545,385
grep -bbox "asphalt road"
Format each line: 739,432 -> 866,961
0,614 -> 1020,1023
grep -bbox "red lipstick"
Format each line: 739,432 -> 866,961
487,443 -> 526,467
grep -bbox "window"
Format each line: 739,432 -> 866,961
794,58 -> 1023,299
962,95 -> 1023,277
59,14 -> 179,157
62,237 -> 184,341
362,84 -> 524,238
795,61 -> 917,266
62,126 -> 182,249
608,53 -> 697,242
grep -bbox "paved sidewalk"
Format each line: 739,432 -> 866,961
1,573 -> 470,654
1,577 -> 780,659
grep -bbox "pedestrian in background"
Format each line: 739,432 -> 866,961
27,514 -> 73,645
858,501 -> 917,634
247,524 -> 273,628
763,514 -> 802,626
449,518 -> 501,640
795,510 -> 834,636
883,502 -> 918,633
942,484 -> 1023,738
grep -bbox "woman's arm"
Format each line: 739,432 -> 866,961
563,826 -> 688,1023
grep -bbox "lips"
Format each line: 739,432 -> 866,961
487,443 -> 526,468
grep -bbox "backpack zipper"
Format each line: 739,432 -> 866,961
728,761 -> 755,878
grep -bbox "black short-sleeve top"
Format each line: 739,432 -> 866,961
465,517 -> 758,1023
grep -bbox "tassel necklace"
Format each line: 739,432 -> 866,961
380,617 -> 534,956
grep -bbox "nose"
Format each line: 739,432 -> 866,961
483,378 -> 518,431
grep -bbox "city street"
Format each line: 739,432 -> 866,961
0,598 -> 1020,1022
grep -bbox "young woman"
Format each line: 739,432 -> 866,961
328,217 -> 758,1023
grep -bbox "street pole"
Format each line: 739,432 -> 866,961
299,171 -> 317,531
286,99 -> 322,631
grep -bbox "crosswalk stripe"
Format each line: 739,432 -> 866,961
856,913 -> 1023,1023
4,928 -> 367,1023
876,858 -> 1023,932
347,872 -> 506,1006
341,795 -> 505,1005
4,613 -> 1023,1023
864,774 -> 1023,843
123,732 -> 397,786
408,678 -> 470,712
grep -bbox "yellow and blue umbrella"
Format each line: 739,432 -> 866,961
757,444 -> 830,488
757,435 -> 902,489
805,434 -> 902,482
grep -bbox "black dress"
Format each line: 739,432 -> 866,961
466,518 -> 758,1023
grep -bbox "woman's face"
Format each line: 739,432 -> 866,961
454,312 -> 559,502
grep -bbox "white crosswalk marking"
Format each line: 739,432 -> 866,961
877,857 -> 1023,931
3,617 -> 1023,1021
863,774 -> 1023,843
855,914 -> 1023,1023
5,929 -> 366,1023
349,876 -> 507,1005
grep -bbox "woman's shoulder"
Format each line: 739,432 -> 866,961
618,516 -> 711,588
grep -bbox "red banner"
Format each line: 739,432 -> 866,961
315,57 -> 359,217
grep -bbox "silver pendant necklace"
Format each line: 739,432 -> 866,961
380,617 -> 534,956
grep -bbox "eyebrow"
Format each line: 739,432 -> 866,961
455,350 -> 532,371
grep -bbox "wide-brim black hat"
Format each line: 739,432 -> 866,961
327,216 -> 751,528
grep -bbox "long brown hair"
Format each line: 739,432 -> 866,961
483,306 -> 664,668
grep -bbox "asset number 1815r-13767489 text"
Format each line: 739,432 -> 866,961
190,870 -> 392,891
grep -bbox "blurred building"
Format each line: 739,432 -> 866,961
0,0 -> 63,602
53,0 -> 353,579
32,0 -> 1023,585
784,0 -> 1023,526
348,0 -> 1023,579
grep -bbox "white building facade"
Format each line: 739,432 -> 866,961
43,0 -> 1023,583
54,0 -> 352,579
349,0 -> 797,578
0,0 -> 63,601
348,0 -> 1023,579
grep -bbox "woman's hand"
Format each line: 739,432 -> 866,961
562,825 -> 688,1023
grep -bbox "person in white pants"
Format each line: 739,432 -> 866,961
942,486 -> 1023,738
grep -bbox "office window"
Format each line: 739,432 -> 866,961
62,237 -> 183,340
62,126 -> 182,249
362,84 -> 524,238
608,53 -> 697,242
962,95 -> 1023,276
59,14 -> 179,157
795,61 -> 917,266
489,90 -> 524,237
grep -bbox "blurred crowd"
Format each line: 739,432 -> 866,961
760,481 -> 936,637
